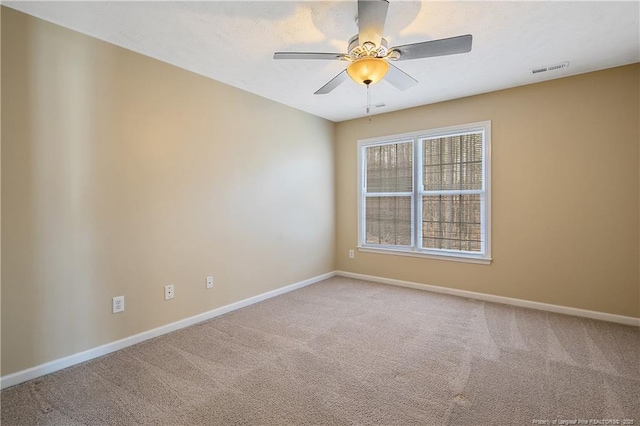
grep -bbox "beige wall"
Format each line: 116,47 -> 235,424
336,64 -> 640,319
1,8 -> 335,376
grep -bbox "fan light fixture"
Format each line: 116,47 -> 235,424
273,0 -> 473,95
346,57 -> 389,86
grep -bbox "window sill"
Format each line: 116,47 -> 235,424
357,246 -> 492,265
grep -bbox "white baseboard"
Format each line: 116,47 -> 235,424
335,271 -> 640,327
0,271 -> 336,390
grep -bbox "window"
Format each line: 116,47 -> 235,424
357,121 -> 491,264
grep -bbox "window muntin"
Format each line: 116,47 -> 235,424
358,122 -> 491,263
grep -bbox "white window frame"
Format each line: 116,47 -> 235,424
357,121 -> 492,265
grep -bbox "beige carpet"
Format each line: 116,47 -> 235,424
2,277 -> 639,425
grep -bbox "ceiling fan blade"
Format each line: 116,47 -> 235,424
358,0 -> 389,47
385,64 -> 418,91
314,70 -> 349,95
274,52 -> 346,60
390,34 -> 473,61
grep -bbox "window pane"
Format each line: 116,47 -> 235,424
423,133 -> 482,191
422,195 -> 482,252
365,196 -> 412,246
366,142 -> 413,193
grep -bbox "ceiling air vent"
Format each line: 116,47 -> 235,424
530,61 -> 569,75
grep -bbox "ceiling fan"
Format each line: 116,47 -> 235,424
273,0 -> 473,95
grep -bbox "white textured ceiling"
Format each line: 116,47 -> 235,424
5,1 -> 640,122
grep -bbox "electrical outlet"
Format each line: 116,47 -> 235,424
112,296 -> 125,313
206,276 -> 214,289
165,284 -> 174,300
349,249 -> 355,259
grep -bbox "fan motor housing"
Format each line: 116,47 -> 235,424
347,35 -> 389,59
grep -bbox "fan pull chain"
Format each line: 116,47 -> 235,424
366,83 -> 372,123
